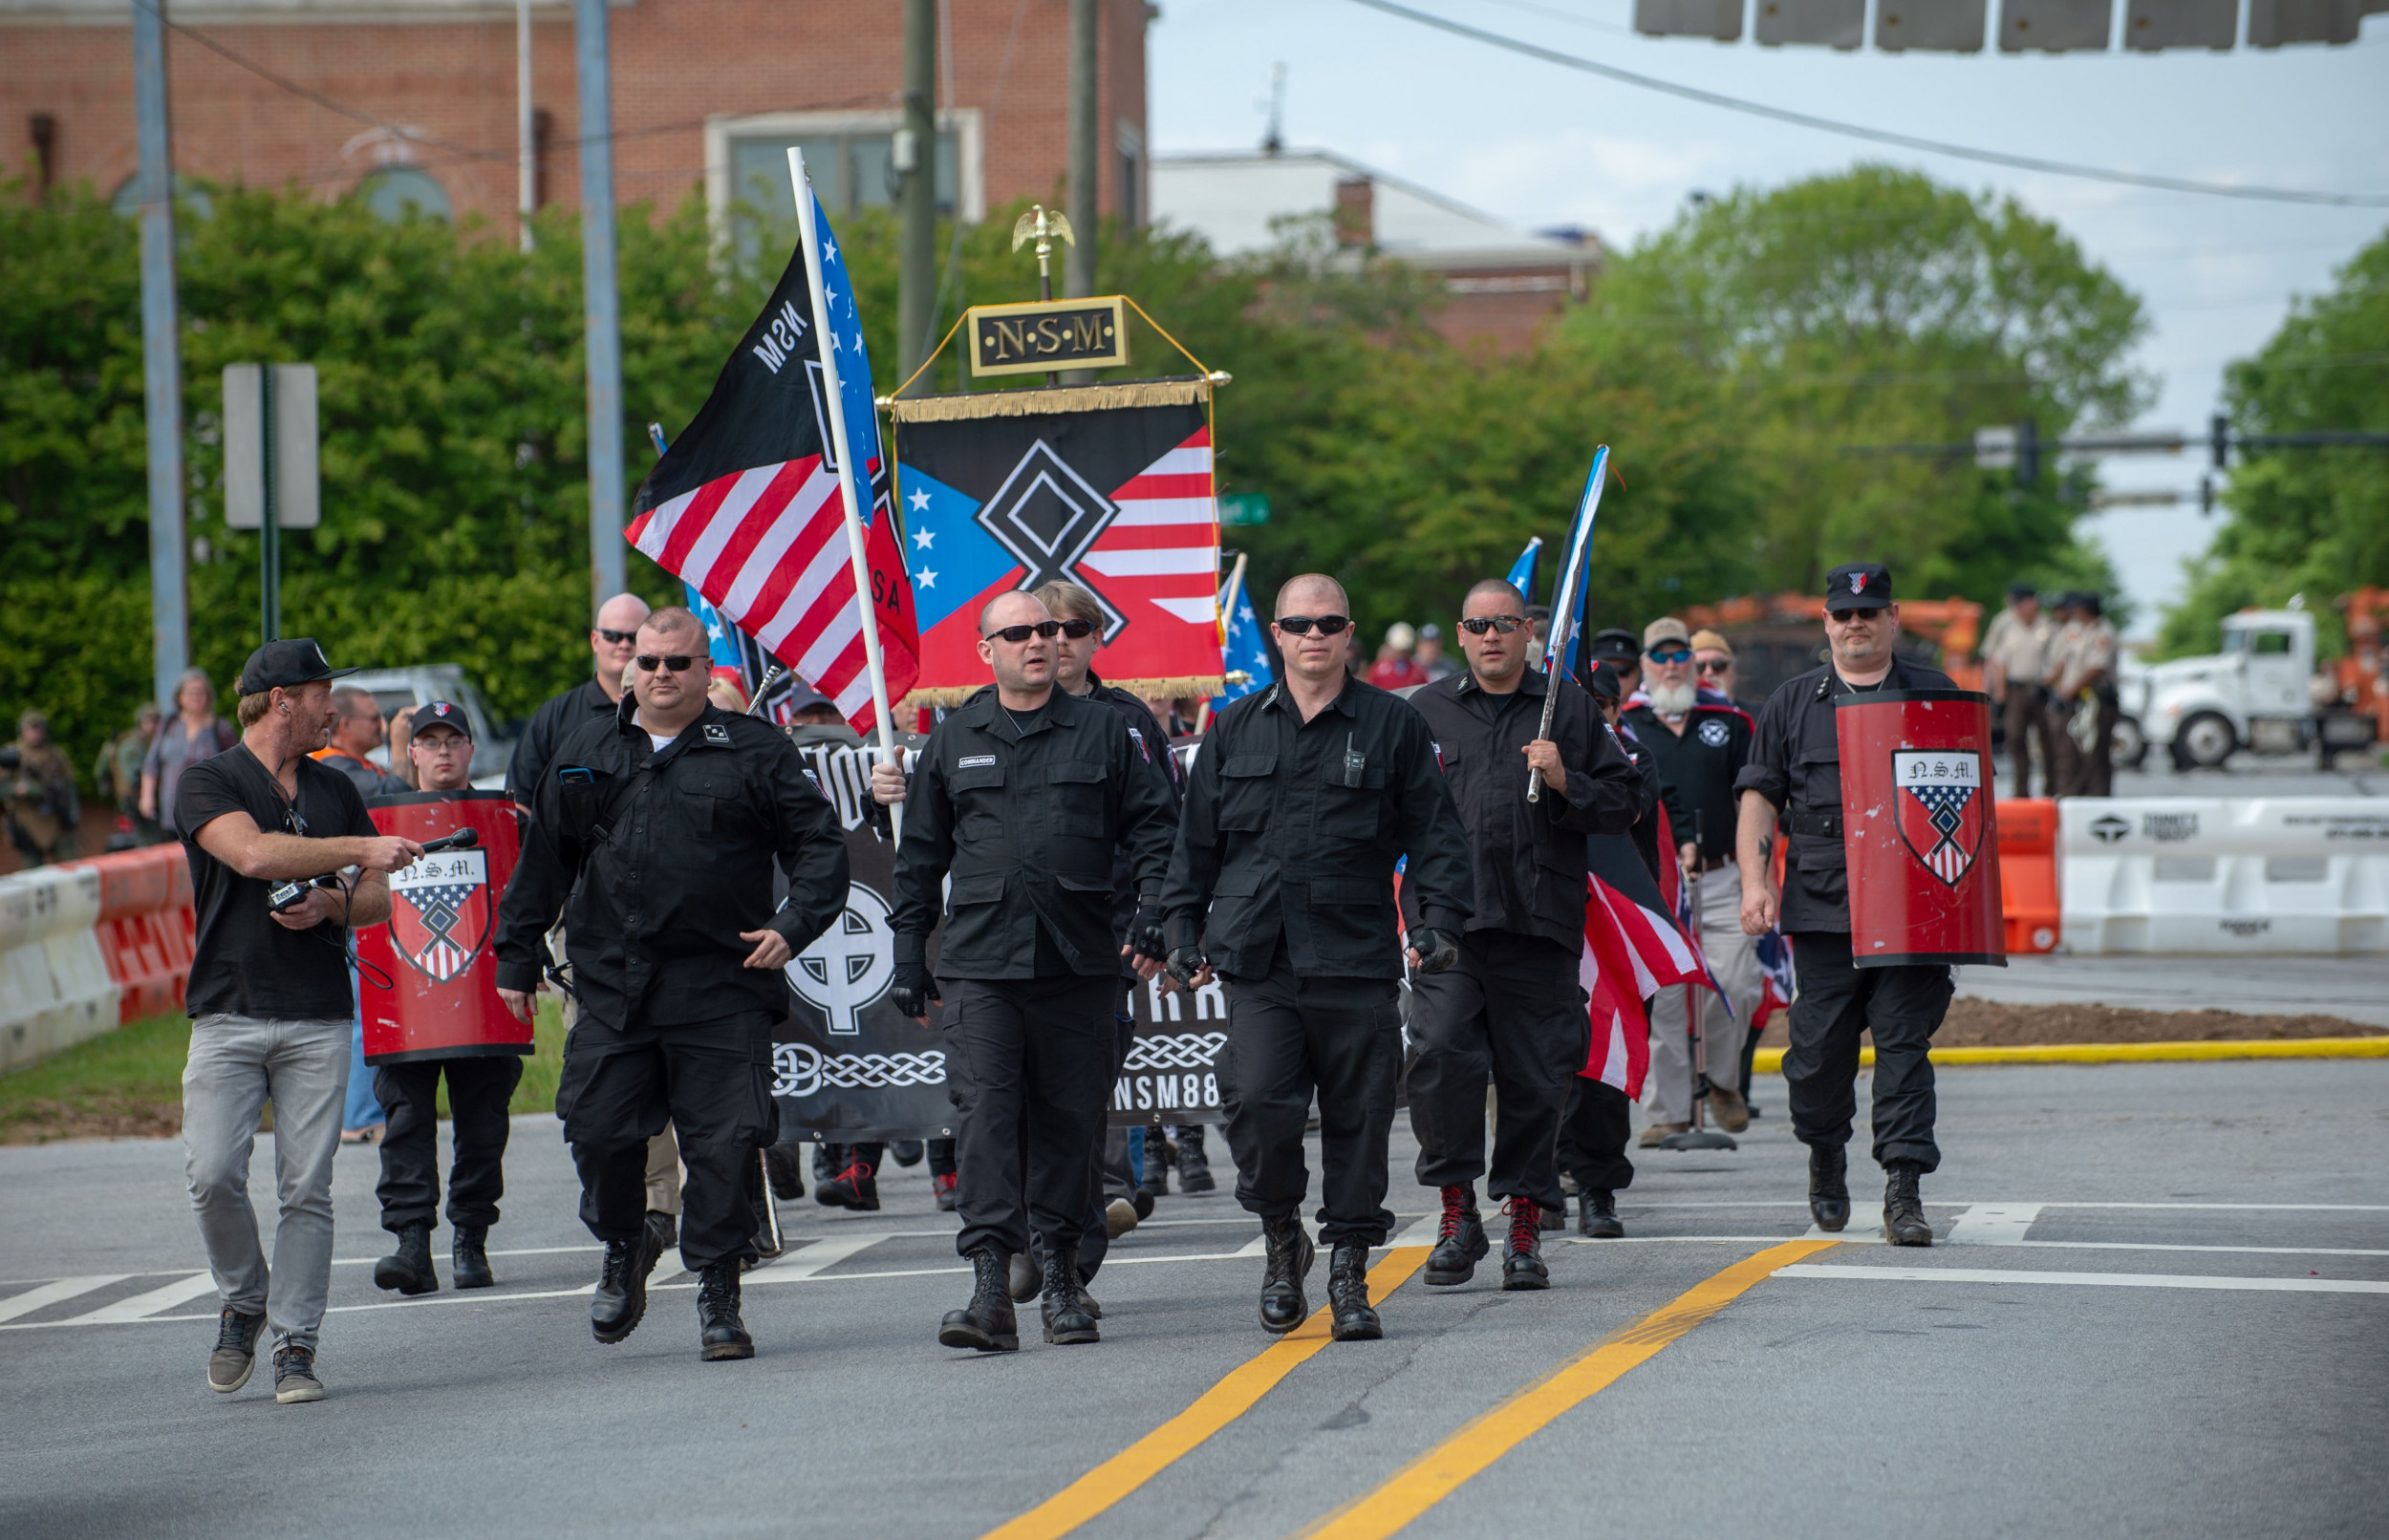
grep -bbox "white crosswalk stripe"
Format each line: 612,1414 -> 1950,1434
57,1272 -> 220,1325
0,1275 -> 131,1325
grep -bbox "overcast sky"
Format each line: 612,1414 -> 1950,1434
1146,0 -> 2389,636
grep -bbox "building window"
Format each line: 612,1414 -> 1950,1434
357,167 -> 450,223
705,111 -> 984,266
1116,122 -> 1144,230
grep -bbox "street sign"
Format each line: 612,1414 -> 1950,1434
966,296 -> 1130,377
222,363 -> 319,529
1220,492 -> 1270,526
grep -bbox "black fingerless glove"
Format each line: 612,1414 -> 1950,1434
1410,927 -> 1461,974
890,961 -> 941,1019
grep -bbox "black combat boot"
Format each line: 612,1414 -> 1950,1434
939,1247 -> 1021,1353
697,1261 -> 754,1359
1809,1144 -> 1851,1232
763,1140 -> 807,1201
1500,1198 -> 1550,1292
1040,1247 -> 1100,1345
1883,1163 -> 1933,1247
814,1153 -> 879,1211
1578,1188 -> 1625,1240
451,1224 -> 495,1290
1008,1250 -> 1042,1303
1326,1243 -> 1382,1341
1423,1183 -> 1488,1287
1258,1214 -> 1314,1335
1139,1133 -> 1172,1200
591,1234 -> 651,1344
1177,1126 -> 1216,1193
373,1222 -> 438,1295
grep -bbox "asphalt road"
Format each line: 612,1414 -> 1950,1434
4,1058 -> 2383,1540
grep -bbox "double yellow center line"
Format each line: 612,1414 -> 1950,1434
981,1236 -> 1838,1540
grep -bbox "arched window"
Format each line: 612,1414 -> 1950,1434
357,167 -> 450,223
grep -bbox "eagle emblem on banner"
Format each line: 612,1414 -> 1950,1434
1892,751 -> 1985,887
389,850 -> 493,984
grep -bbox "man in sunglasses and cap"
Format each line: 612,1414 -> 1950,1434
1161,574 -> 1474,1342
495,607 -> 850,1361
879,590 -> 1178,1353
1402,580 -> 1637,1293
1733,563 -> 1955,1248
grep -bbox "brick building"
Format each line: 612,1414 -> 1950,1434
0,0 -> 1152,237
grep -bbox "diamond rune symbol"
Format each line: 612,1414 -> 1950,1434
974,439 -> 1128,641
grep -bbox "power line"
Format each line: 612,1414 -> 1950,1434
1342,0 -> 2389,209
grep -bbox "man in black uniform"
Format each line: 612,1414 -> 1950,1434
504,591 -> 651,801
1734,564 -> 1953,1248
494,607 -> 850,1358
1161,573 -> 1474,1341
1405,580 -> 1638,1291
886,590 -> 1177,1353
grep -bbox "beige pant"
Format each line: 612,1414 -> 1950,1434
1644,866 -> 1764,1125
559,989 -> 683,1215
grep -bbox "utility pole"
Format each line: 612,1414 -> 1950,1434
574,0 -> 626,606
517,0 -> 535,252
132,0 -> 188,710
1065,0 -> 1098,300
897,0 -> 936,381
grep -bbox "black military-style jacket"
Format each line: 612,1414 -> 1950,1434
506,677 -> 615,803
1161,675 -> 1473,980
1733,654 -> 1955,932
1622,698 -> 1755,864
1402,670 -> 1638,950
1086,672 -> 1184,952
494,698 -> 850,1030
890,688 -> 1177,982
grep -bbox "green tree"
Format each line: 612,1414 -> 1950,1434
2158,227 -> 2389,660
1560,165 -> 2148,608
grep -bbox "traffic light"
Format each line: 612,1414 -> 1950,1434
2210,413 -> 2231,471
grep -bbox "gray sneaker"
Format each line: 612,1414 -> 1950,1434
207,1307 -> 265,1394
272,1343 -> 325,1404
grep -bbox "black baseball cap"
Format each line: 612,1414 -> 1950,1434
1824,563 -> 1894,613
1585,628 -> 1641,664
2008,581 -> 2037,599
235,637 -> 357,695
1583,660 -> 1623,703
412,701 -> 474,739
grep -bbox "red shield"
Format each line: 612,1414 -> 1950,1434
388,849 -> 493,983
1892,750 -> 1986,888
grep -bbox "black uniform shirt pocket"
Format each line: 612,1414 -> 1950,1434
948,759 -> 1006,843
1316,763 -> 1388,842
1216,753 -> 1278,833
1046,759 -> 1108,839
678,760 -> 744,836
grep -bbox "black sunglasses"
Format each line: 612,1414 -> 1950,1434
1274,614 -> 1352,636
634,653 -> 700,673
596,628 -> 638,645
985,620 -> 1063,643
1458,615 -> 1528,635
1695,658 -> 1733,675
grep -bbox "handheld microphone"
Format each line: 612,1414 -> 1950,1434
415,826 -> 481,855
269,827 -> 481,911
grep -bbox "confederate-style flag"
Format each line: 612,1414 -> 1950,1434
627,205 -> 919,733
389,849 -> 492,985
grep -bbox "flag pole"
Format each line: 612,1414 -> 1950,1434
1528,444 -> 1609,804
790,147 -> 904,841
1196,550 -> 1249,735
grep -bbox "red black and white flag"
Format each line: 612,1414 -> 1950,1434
1580,831 -> 1717,1097
627,208 -> 919,734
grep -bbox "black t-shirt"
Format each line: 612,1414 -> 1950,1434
178,744 -> 377,1019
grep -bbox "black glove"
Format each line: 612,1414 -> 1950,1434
889,962 -> 940,1020
1409,927 -> 1460,975
1166,944 -> 1206,994
1130,905 -> 1170,968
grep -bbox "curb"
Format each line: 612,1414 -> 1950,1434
1751,1037 -> 2389,1073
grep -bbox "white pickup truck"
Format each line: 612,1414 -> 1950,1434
2141,609 -> 2378,770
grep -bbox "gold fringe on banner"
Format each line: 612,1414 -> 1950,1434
901,675 -> 1225,711
887,376 -> 1210,424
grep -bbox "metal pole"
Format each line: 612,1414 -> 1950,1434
517,0 -> 535,252
574,0 -> 626,607
897,0 -> 937,381
1065,0 -> 1097,300
132,0 -> 188,710
261,365 -> 279,642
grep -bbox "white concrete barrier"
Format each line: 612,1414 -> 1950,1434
2059,798 -> 2389,954
0,866 -> 119,1075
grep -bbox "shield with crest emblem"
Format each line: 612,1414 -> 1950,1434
1892,751 -> 1985,887
388,849 -> 493,983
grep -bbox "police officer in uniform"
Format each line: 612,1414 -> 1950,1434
1404,580 -> 1638,1291
1161,573 -> 1474,1341
1733,564 -> 1953,1247
495,607 -> 850,1358
886,591 -> 1177,1353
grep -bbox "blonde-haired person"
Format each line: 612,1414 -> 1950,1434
140,667 -> 237,837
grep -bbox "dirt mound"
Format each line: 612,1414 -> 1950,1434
1753,997 -> 2382,1050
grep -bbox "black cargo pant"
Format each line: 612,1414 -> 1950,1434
1782,931 -> 1953,1172
1220,958 -> 1403,1248
556,1012 -> 779,1272
944,973 -> 1118,1262
1406,930 -> 1586,1212
1556,1080 -> 1637,1194
1056,994 -> 1138,1281
374,1054 -> 525,1233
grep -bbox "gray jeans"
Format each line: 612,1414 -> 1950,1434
183,1013 -> 352,1352
1645,867 -> 1764,1124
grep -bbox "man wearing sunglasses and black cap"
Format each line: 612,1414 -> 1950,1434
1161,573 -> 1474,1342
1402,580 -> 1637,1293
1733,562 -> 1955,1248
877,590 -> 1177,1353
495,607 -> 850,1361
